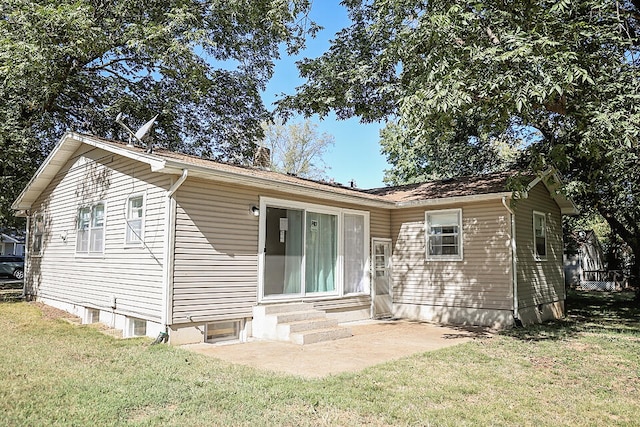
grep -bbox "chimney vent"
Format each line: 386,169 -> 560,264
254,146 -> 271,169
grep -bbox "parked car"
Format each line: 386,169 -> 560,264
0,256 -> 24,280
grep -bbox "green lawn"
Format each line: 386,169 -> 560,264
1,291 -> 639,426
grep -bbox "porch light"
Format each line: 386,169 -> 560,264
250,205 -> 260,217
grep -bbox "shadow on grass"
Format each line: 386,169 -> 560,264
503,290 -> 640,341
441,325 -> 494,340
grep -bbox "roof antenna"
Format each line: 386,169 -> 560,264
115,113 -> 158,153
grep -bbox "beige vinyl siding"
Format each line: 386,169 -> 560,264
172,178 -> 390,323
25,146 -> 169,321
515,182 -> 564,309
172,179 -> 259,323
391,201 -> 513,310
369,208 -> 391,240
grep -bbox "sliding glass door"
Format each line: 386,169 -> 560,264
261,199 -> 369,300
264,207 -> 303,296
305,212 -> 337,293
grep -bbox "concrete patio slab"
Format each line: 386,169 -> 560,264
183,320 -> 489,378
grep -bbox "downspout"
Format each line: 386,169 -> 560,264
502,197 -> 520,326
22,214 -> 31,299
161,169 -> 188,341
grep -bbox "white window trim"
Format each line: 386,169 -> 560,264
75,201 -> 107,257
125,317 -> 147,338
258,197 -> 371,302
533,211 -> 547,261
425,208 -> 463,261
204,320 -> 243,344
124,194 -> 146,247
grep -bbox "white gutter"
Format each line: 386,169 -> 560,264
502,196 -> 519,323
161,169 -> 189,334
155,159 -> 394,209
167,168 -> 189,197
395,192 -> 513,208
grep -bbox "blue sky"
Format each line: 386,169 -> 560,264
261,1 -> 389,189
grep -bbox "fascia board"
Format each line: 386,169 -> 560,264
0,234 -> 20,243
394,192 -> 514,208
11,132 -> 82,210
11,132 -> 167,211
529,169 -> 580,215
73,133 -> 166,171
155,159 -> 394,208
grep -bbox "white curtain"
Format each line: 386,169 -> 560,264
305,212 -> 337,293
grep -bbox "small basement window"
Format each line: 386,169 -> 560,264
85,308 -> 100,324
205,321 -> 240,344
128,317 -> 147,337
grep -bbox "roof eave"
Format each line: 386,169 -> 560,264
0,234 -> 20,243
528,168 -> 580,215
11,131 -> 82,211
12,132 -> 167,212
394,192 -> 514,208
73,133 -> 166,171
155,159 -> 394,208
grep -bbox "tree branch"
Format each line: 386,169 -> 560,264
596,204 -> 636,246
85,57 -> 138,72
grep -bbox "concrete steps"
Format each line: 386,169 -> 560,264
290,326 -> 353,345
253,303 -> 352,345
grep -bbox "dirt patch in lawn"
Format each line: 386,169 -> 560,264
30,302 -> 80,321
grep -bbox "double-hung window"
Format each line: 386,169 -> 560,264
533,211 -> 547,260
32,214 -> 44,255
425,209 -> 463,261
77,202 -> 105,254
125,195 -> 144,245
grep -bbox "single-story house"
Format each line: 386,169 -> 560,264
0,232 -> 25,256
564,230 -> 625,290
12,132 -> 578,345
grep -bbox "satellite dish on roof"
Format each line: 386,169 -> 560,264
114,113 -> 158,152
135,114 -> 158,141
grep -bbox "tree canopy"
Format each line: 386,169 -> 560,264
0,0 -> 316,227
261,119 -> 334,180
379,116 -> 523,185
280,0 -> 640,286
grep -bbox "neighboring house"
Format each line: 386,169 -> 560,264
12,132 -> 578,344
0,233 -> 25,256
564,230 -> 622,290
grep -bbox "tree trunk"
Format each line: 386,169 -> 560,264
629,243 -> 640,304
596,206 -> 640,303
